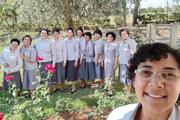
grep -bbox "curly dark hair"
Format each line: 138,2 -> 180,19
128,42 -> 180,80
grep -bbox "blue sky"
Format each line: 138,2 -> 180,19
141,0 -> 173,8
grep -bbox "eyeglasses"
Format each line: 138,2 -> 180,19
135,68 -> 180,83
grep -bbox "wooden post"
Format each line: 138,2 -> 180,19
170,22 -> 177,48
146,24 -> 156,43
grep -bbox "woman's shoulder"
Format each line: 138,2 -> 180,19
107,103 -> 139,120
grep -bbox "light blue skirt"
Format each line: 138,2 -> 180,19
23,69 -> 37,90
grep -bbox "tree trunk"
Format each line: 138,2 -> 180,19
132,0 -> 140,26
121,0 -> 127,27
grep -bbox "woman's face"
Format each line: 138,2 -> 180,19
94,33 -> 101,40
121,31 -> 129,40
67,30 -> 73,38
10,41 -> 19,51
23,37 -> 31,47
77,30 -> 83,37
40,30 -> 48,39
85,35 -> 90,41
133,54 -> 180,114
53,31 -> 60,40
107,34 -> 114,43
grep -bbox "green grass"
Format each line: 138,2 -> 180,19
0,76 -> 129,119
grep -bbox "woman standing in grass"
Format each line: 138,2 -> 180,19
52,28 -> 67,92
116,29 -> 137,95
104,32 -> 118,94
93,29 -> 104,88
64,27 -> 79,94
34,28 -> 56,94
20,35 -> 37,97
84,32 -> 96,86
76,27 -> 86,88
1,38 -> 22,96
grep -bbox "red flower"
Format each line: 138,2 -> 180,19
45,64 -> 56,74
0,112 -> 3,120
4,75 -> 13,81
36,56 -> 44,61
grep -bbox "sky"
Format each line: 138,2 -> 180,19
141,0 -> 174,8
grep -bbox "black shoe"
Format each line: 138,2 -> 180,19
60,89 -> 65,92
53,89 -> 59,93
81,85 -> 86,89
70,89 -> 77,94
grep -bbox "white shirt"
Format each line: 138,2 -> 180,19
1,47 -> 23,73
107,103 -> 180,120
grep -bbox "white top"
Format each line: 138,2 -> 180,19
116,38 -> 137,65
34,38 -> 56,65
1,47 -> 23,73
107,103 -> 180,120
64,37 -> 79,61
20,46 -> 37,70
94,38 -> 104,63
76,37 -> 86,60
104,42 -> 118,64
52,39 -> 67,64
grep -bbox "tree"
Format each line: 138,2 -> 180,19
13,0 -> 119,29
132,0 -> 141,26
0,3 -> 17,31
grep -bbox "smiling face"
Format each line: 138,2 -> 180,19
121,31 -> 129,40
77,30 -> 83,38
67,29 -> 73,38
53,31 -> 60,40
10,41 -> 19,51
133,54 -> 180,114
107,34 -> 114,43
94,33 -> 101,40
85,35 -> 90,41
23,37 -> 31,47
40,30 -> 48,40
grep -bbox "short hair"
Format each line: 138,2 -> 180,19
119,29 -> 130,37
67,27 -> 74,33
84,32 -> 92,39
128,42 -> 180,80
52,28 -> 61,34
10,38 -> 20,45
106,32 -> 116,41
39,28 -> 49,35
93,29 -> 102,37
22,35 -> 32,43
76,26 -> 84,35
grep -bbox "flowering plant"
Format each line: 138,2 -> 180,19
44,64 -> 56,74
36,56 -> 44,61
0,112 -> 3,120
4,75 -> 13,81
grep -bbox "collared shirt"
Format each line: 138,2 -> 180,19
1,47 -> 22,73
107,103 -> 180,120
85,40 -> 94,62
64,37 -> 79,61
116,38 -> 137,65
34,38 -> 56,65
20,46 -> 37,70
104,42 -> 118,64
94,38 -> 104,63
76,37 -> 86,60
52,39 -> 67,64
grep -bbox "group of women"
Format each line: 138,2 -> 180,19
0,27 -> 137,96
